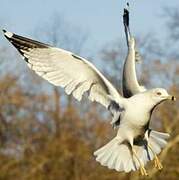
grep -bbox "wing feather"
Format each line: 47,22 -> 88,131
122,7 -> 146,98
3,29 -> 124,109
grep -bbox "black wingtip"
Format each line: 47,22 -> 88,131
2,29 -> 6,34
2,29 -> 7,36
2,29 -> 14,39
123,8 -> 129,27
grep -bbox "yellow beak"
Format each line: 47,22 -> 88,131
167,95 -> 176,101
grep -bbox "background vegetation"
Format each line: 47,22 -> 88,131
0,6 -> 179,180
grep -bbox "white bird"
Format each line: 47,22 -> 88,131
111,6 -> 172,174
2,28 -> 175,176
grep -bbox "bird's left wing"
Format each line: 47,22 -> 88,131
3,30 -> 124,111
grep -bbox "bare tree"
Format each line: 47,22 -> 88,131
32,13 -> 89,133
34,13 -> 88,54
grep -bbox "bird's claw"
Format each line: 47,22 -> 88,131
140,166 -> 148,176
154,156 -> 163,170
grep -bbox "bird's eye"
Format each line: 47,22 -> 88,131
156,92 -> 162,96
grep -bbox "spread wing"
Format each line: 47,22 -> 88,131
3,29 -> 124,111
122,7 -> 146,98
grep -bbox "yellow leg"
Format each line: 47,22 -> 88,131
132,149 -> 148,176
148,144 -> 163,170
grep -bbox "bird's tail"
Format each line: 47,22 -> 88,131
146,130 -> 170,157
94,137 -> 137,172
94,130 -> 169,173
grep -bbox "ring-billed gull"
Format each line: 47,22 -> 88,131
2,27 -> 176,175
121,6 -> 172,174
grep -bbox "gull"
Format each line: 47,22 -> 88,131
2,28 -> 175,176
121,6 -> 170,173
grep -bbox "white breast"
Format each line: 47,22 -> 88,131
122,95 -> 151,128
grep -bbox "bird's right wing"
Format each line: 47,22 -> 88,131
122,7 -> 146,98
3,30 -> 125,113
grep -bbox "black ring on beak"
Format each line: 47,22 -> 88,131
172,96 -> 176,101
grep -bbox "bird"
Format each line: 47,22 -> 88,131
2,27 -> 175,176
119,6 -> 171,173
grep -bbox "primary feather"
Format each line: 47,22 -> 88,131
3,29 -> 123,110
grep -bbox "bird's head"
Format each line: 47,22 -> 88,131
149,88 -> 176,104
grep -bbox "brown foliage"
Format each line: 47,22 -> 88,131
0,72 -> 178,180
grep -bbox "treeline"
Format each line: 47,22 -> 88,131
0,73 -> 178,180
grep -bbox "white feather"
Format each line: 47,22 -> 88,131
15,44 -> 123,108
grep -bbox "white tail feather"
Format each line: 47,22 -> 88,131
94,137 -> 138,172
94,130 -> 170,173
148,130 -> 169,155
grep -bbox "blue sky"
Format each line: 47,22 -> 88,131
1,0 -> 179,53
